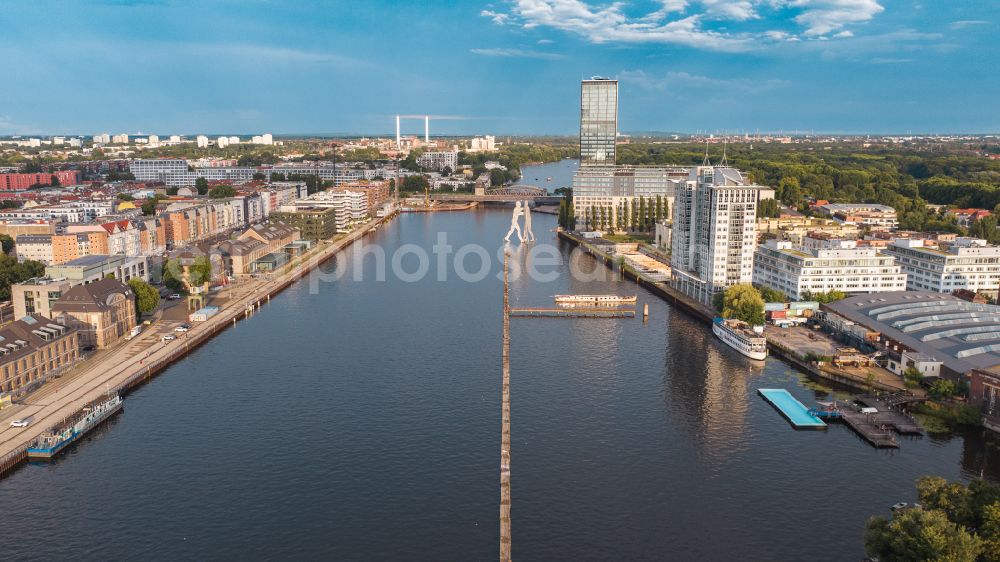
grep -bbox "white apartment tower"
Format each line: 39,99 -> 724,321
197,135 -> 209,148
671,166 -> 764,305
580,77 -> 618,166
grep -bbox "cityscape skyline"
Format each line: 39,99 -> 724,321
1,1 -> 997,136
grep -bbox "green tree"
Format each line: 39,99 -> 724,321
0,234 -> 13,255
929,379 -> 957,400
117,192 -> 134,201
162,259 -> 185,293
128,277 -> 160,316
401,175 -> 429,193
755,285 -> 786,303
209,185 -> 236,199
141,200 -> 157,216
0,255 -> 45,300
865,508 -> 982,561
757,198 -> 781,218
187,256 -> 214,287
50,174 -> 61,187
195,177 -> 210,196
903,366 -> 924,388
721,284 -> 765,325
166,186 -> 179,196
441,166 -> 452,177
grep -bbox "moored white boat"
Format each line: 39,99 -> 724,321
713,317 -> 767,361
554,294 -> 637,305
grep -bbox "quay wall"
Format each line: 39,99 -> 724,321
0,213 -> 396,479
556,230 -> 889,395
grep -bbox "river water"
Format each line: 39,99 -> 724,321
3,185 -> 1000,560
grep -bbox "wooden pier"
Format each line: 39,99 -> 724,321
509,307 -> 636,318
855,395 -> 924,435
500,253 -> 512,562
839,409 -> 900,448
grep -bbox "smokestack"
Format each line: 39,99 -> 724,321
424,115 -> 429,143
396,115 -> 401,148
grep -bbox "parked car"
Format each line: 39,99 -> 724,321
174,326 -> 189,333
162,334 -> 176,342
9,418 -> 31,428
168,294 -> 182,300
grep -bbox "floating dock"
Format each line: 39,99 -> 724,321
509,307 -> 635,318
758,389 -> 827,429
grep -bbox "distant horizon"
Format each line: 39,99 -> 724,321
3,130 -> 1000,140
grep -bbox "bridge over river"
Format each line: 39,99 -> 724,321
428,185 -> 563,205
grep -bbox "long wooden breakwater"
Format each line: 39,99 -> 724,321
0,214 -> 395,479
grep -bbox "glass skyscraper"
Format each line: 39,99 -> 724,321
580,78 -> 618,166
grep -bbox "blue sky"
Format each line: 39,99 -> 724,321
1,0 -> 996,135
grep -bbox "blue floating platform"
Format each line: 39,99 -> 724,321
758,388 -> 827,430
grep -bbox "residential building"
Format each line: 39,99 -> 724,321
671,166 -> 765,305
112,134 -> 129,144
10,277 -> 73,320
15,235 -> 54,264
130,159 -> 190,183
0,315 -> 79,395
0,220 -> 57,238
814,203 -> 898,231
417,151 -> 458,172
196,135 -> 209,148
580,77 -> 618,166
469,136 -> 496,152
215,222 -> 300,276
0,171 -> 81,191
757,216 -> 862,245
947,208 -> 992,228
883,237 -> 1000,296
572,166 -> 684,230
753,239 -> 907,300
269,207 -> 337,241
51,279 -> 136,349
93,133 -> 111,144
293,190 -> 369,231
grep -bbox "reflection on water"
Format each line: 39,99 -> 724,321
3,207 -> 1000,560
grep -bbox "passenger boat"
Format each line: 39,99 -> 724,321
554,294 -> 637,306
712,317 -> 768,361
27,394 -> 123,459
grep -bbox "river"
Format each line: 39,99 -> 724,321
2,186 -> 1000,560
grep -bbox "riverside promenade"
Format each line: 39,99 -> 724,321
0,214 -> 394,477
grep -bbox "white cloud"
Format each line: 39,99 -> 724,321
869,57 -> 912,64
620,69 -> 789,94
949,20 -> 989,29
784,0 -> 884,37
481,9 -> 511,25
469,47 -> 566,60
482,0 -> 887,50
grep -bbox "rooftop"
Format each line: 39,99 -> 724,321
826,291 -> 1000,374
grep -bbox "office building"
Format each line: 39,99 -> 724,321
670,166 -> 764,305
46,254 -> 149,284
883,237 -> 1000,295
0,315 -> 79,395
10,277 -> 74,320
753,239 -> 907,300
51,279 -> 136,349
580,77 -> 618,166
572,166 -> 684,230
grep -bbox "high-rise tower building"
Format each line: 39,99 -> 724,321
580,77 -> 618,166
671,166 -> 764,305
